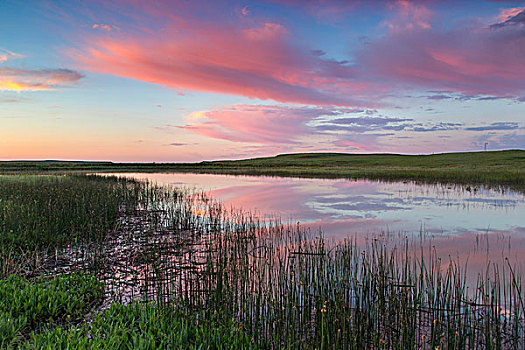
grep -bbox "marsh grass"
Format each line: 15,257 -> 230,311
191,225 -> 525,349
0,175 -> 141,276
0,272 -> 104,348
1,174 -> 524,348
27,301 -> 257,349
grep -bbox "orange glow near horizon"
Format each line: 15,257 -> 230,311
0,80 -> 50,92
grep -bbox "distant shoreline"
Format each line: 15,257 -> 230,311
1,150 -> 524,190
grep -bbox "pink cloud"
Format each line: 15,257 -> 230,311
495,6 -> 525,23
264,0 -> 436,23
92,23 -> 120,31
177,104 -> 426,149
179,104 -> 342,144
266,0 -> 360,20
64,0 -> 525,106
384,0 -> 433,31
73,16 -> 377,107
0,49 -> 23,63
357,13 -> 525,97
241,6 -> 250,16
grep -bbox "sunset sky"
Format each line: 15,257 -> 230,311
1,0 -> 524,162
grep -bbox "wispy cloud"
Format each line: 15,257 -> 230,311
177,103 -> 512,149
491,7 -> 525,28
92,23 -> 120,31
265,0 -> 360,21
315,116 -> 413,133
0,68 -> 84,91
384,0 -> 433,32
166,142 -> 190,147
314,116 -> 465,134
409,122 -> 462,132
465,122 -> 520,131
178,104 -> 345,144
240,6 -> 250,16
0,96 -> 21,103
0,49 -> 24,63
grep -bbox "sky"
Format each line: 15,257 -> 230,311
1,0 -> 524,162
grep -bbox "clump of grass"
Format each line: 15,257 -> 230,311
0,175 -> 140,250
167,224 -> 524,349
27,302 -> 257,349
0,272 -> 104,348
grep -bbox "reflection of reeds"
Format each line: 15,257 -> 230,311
196,228 -> 525,348
1,174 -> 524,348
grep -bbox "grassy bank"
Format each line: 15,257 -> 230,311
0,272 -> 104,348
0,175 -> 139,250
28,301 -> 256,349
1,150 -> 524,190
0,175 -> 142,277
1,174 -> 524,348
1,274 -> 254,349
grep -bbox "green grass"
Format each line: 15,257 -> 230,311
1,150 -> 524,189
27,302 -> 257,349
0,272 -> 103,348
1,270 -> 254,349
0,175 -> 142,276
0,175 -> 139,250
194,150 -> 525,189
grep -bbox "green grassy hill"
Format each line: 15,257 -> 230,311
205,150 -> 524,169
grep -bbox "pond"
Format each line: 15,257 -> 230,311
106,172 -> 525,276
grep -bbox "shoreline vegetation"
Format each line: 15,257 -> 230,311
1,174 -> 524,348
1,150 -> 524,192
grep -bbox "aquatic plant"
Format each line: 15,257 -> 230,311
0,272 -> 103,348
27,301 -> 257,349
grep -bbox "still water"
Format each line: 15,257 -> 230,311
108,173 -> 525,273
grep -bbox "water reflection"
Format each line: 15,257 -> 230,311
109,173 -> 523,236
105,173 -> 525,278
